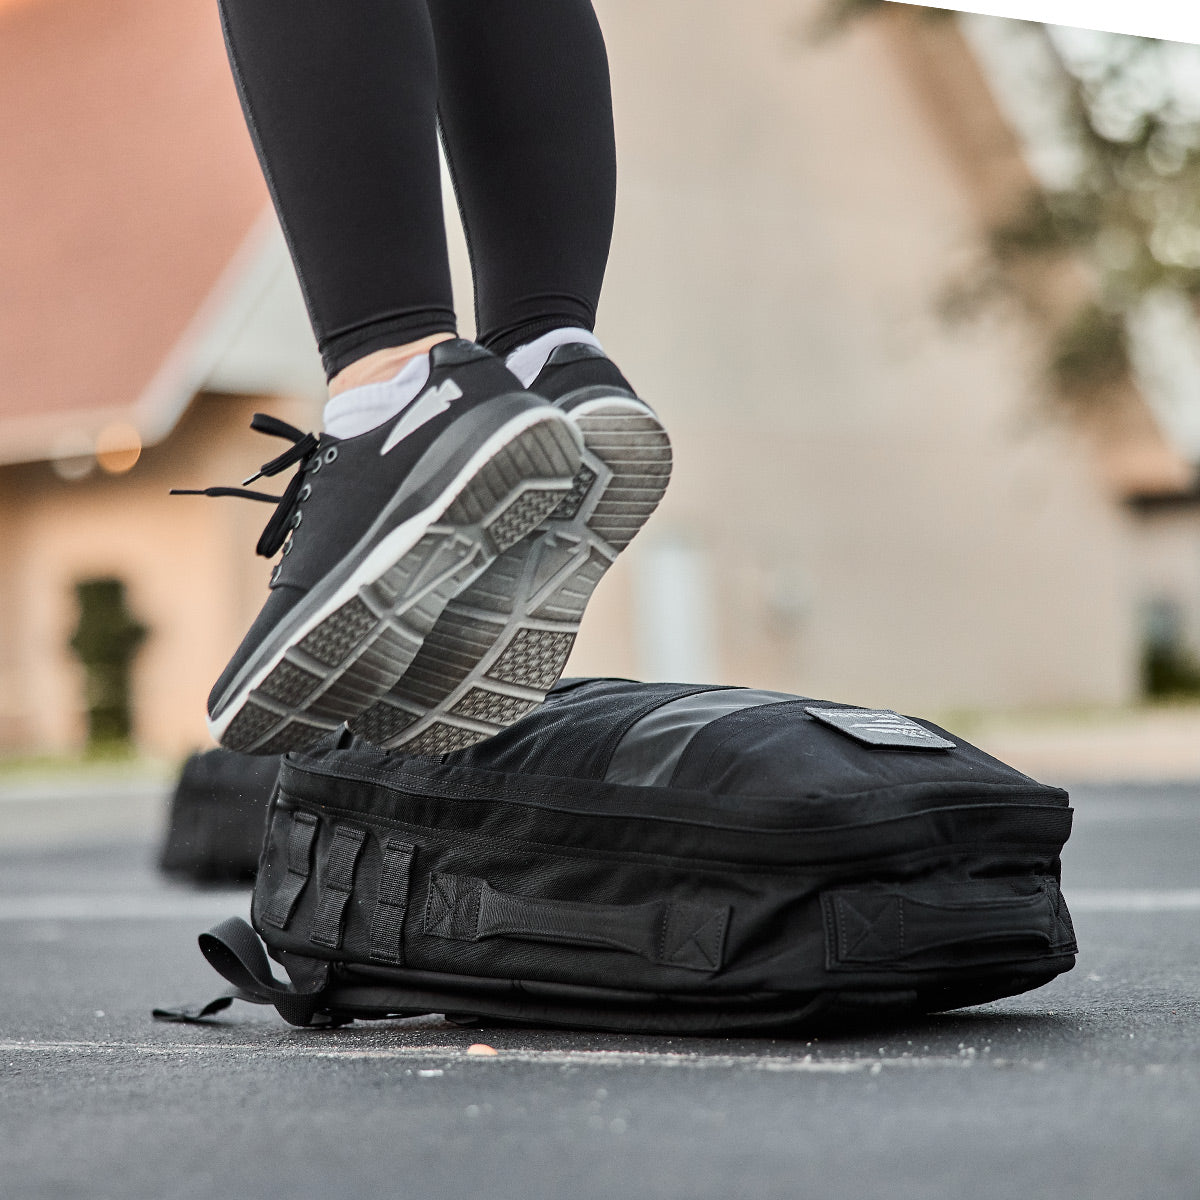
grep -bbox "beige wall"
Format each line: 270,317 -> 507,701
0,392 -> 319,755
0,1 -> 1174,758
1131,506 -> 1200,661
560,0 -> 1140,711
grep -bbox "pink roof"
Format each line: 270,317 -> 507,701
0,0 -> 268,460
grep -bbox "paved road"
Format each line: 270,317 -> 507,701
1,779 -> 1198,1200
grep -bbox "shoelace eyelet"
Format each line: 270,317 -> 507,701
172,412 -> 321,560
323,447 -> 339,465
282,539 -> 293,555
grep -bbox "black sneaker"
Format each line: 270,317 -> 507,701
350,343 -> 671,752
188,339 -> 583,754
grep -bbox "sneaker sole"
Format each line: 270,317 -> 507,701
210,409 -> 582,754
351,395 -> 672,753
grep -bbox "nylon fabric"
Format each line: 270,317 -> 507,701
448,679 -> 727,780
369,840 -> 416,964
821,879 -> 1073,970
167,677 -> 1078,1034
604,688 -> 803,787
260,810 -> 317,930
311,825 -> 367,949
422,873 -> 729,973
158,748 -> 278,883
197,917 -> 333,1027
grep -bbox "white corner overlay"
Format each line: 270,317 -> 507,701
891,1 -> 1200,46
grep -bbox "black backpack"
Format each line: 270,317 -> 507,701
159,678 -> 1076,1034
158,749 -> 279,884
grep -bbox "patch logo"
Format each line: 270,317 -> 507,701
805,706 -> 955,750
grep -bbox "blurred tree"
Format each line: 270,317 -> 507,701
69,578 -> 148,751
815,2 -> 1200,400
1142,639 -> 1200,697
1140,597 -> 1200,696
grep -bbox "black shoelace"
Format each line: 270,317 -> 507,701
171,414 -> 321,558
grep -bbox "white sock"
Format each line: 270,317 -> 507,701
322,353 -> 433,439
505,327 -> 603,389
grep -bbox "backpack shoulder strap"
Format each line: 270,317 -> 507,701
153,917 -> 336,1028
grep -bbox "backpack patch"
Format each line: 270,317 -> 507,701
805,706 -> 955,750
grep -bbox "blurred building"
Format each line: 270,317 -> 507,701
1,0 -> 1197,755
0,0 -> 324,752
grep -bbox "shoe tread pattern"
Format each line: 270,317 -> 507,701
218,416 -> 579,754
354,400 -> 671,753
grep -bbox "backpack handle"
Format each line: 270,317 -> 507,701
822,877 -> 1076,971
424,873 -> 730,973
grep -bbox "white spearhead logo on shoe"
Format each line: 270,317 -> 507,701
380,380 -> 464,454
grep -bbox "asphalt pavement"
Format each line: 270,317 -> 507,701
1,776 -> 1198,1200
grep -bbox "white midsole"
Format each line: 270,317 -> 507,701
207,407 -> 574,742
565,395 -> 654,419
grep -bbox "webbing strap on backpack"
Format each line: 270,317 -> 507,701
153,917 -> 334,1028
370,839 -> 416,964
311,825 -> 367,949
260,810 -> 318,930
423,873 -> 730,973
821,877 -> 1077,970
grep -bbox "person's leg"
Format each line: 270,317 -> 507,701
195,0 -> 585,754
427,0 -> 617,357
216,0 -> 456,384
348,4 -> 672,755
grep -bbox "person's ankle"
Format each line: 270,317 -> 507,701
327,332 -> 457,397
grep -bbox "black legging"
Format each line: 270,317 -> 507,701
217,0 -> 617,380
